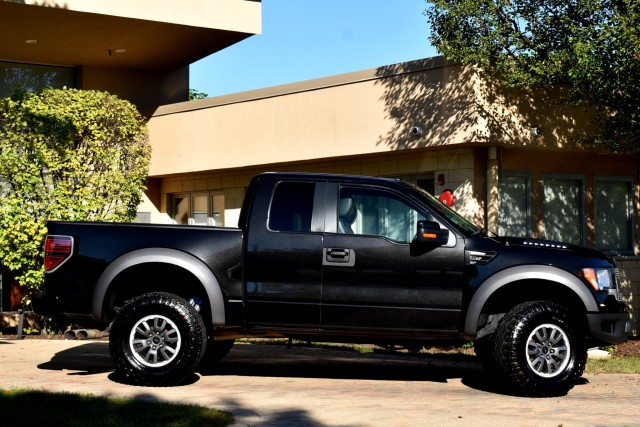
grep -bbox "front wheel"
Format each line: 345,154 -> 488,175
493,301 -> 587,397
110,292 -> 207,386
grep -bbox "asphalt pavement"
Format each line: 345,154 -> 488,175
0,338 -> 639,426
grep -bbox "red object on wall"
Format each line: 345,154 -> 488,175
439,189 -> 455,207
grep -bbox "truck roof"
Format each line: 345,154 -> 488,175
256,171 -> 405,187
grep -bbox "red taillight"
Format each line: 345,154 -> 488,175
44,235 -> 73,272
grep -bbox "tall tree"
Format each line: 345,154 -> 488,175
189,88 -> 208,100
426,0 -> 640,152
0,88 -> 150,294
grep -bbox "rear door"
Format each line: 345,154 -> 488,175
243,177 -> 326,329
321,182 -> 465,335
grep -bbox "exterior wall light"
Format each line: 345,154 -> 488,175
410,126 -> 423,136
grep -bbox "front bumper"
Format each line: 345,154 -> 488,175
587,312 -> 631,344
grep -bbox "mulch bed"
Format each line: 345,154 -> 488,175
612,338 -> 640,358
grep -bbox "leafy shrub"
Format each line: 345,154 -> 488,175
0,88 -> 150,297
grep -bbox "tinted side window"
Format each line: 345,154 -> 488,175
268,182 -> 316,232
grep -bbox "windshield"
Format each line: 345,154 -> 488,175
401,181 -> 482,237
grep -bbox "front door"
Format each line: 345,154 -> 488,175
321,183 -> 465,335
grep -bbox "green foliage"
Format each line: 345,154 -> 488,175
0,88 -> 150,293
188,88 -> 209,100
426,0 -> 640,152
21,327 -> 39,335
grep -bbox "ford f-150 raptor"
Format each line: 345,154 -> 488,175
33,172 -> 631,396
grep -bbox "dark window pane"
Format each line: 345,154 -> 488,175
499,175 -> 530,237
542,178 -> 583,245
269,182 -> 315,232
1,61 -> 76,98
595,180 -> 632,252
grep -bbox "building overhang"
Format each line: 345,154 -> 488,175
0,0 -> 262,71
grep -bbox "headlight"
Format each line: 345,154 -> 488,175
580,268 -> 614,292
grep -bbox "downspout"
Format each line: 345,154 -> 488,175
486,147 -> 499,233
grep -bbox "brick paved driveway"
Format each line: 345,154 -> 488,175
1,339 -> 638,426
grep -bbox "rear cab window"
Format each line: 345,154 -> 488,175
268,181 -> 316,232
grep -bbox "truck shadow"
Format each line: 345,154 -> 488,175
36,341 -> 546,396
203,342 -> 519,395
37,341 -> 114,375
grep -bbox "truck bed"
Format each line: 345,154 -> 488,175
40,221 -> 243,322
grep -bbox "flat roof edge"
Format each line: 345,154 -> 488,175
153,56 -> 455,117
9,0 -> 262,34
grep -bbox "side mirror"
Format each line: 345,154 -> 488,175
414,220 -> 449,246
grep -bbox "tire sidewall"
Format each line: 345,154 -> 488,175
496,301 -> 587,396
110,293 -> 207,385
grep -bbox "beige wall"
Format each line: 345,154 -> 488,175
148,58 -> 480,176
11,0 -> 262,34
474,80 -> 598,147
148,58 -> 597,178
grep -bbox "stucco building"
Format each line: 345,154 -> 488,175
1,0 -> 638,334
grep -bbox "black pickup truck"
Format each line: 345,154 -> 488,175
34,172 -> 630,396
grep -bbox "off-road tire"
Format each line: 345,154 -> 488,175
109,292 -> 207,386
494,301 -> 587,397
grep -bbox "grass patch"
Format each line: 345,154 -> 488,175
585,357 -> 640,374
0,388 -> 233,427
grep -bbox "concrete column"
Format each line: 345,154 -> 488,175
486,147 -> 499,233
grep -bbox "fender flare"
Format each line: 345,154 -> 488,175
92,248 -> 225,326
463,265 -> 598,339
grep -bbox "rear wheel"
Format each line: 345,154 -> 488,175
110,292 -> 207,386
493,301 -> 586,397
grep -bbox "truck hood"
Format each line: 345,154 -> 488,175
494,236 -> 613,263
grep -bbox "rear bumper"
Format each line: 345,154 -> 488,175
32,292 -> 63,318
587,312 -> 631,344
